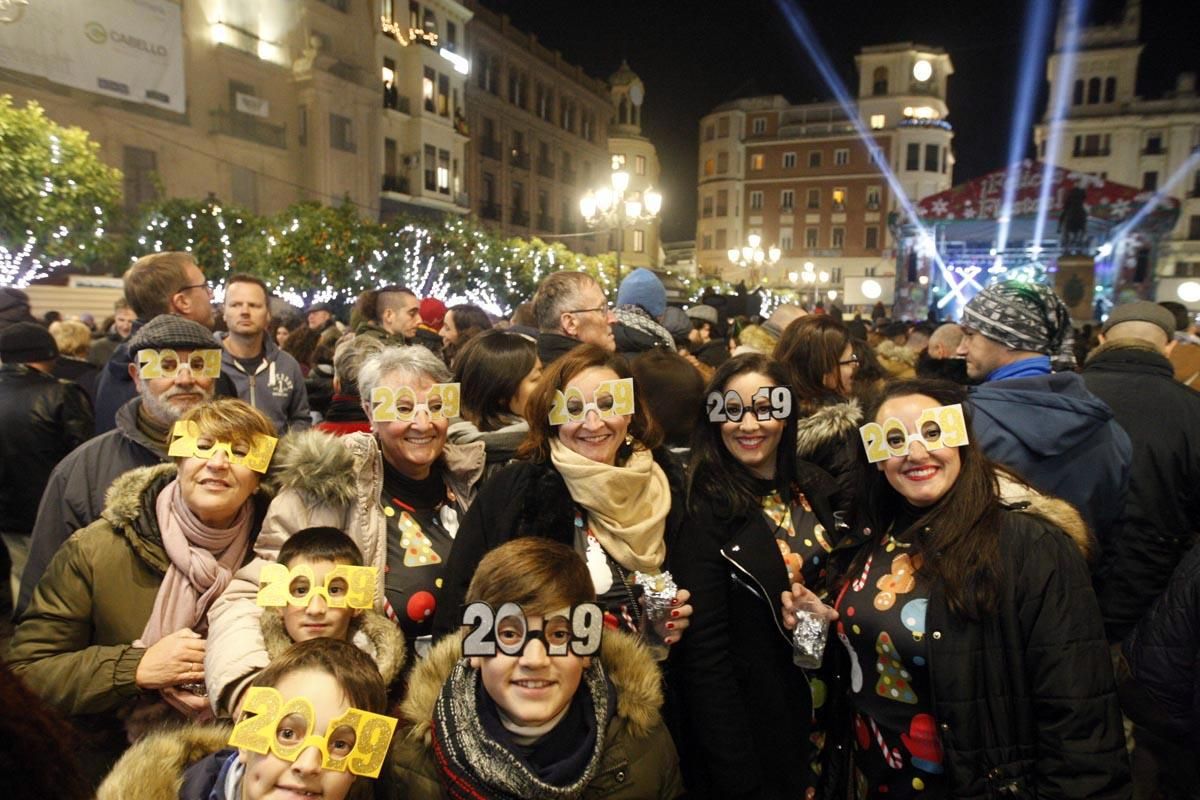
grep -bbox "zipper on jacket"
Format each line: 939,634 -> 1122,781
720,548 -> 793,646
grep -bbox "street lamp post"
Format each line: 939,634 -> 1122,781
797,261 -> 830,309
728,233 -> 781,286
580,168 -> 662,284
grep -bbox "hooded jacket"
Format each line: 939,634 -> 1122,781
391,631 -> 683,799
261,606 -> 406,691
794,398 -> 863,514
204,429 -> 486,714
968,371 -> 1131,544
612,307 -> 674,361
874,340 -> 918,379
18,396 -> 167,615
816,494 -> 1131,799
96,725 -> 233,800
1082,340 -> 1200,641
216,331 -> 311,434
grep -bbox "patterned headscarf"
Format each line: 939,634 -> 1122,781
961,281 -> 1076,370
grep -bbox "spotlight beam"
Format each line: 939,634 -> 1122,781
1031,0 -> 1088,253
995,0 -> 1055,254
1105,147 -> 1200,247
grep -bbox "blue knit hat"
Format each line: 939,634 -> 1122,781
616,268 -> 666,319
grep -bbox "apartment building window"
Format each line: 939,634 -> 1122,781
832,227 -> 845,248
1144,132 -> 1164,155
942,148 -> 948,173
423,67 -> 435,112
1143,171 -> 1158,191
704,123 -> 715,141
866,186 -> 881,209
751,154 -> 764,170
716,189 -> 728,217
318,0 -> 349,12
808,151 -> 822,168
537,189 -> 550,228
752,118 -> 766,135
715,229 -> 727,250
409,1 -> 419,28
482,172 -> 496,204
1193,171 -> 1200,198
437,74 -> 449,117
780,232 -> 793,251
704,158 -> 715,177
832,188 -> 846,210
384,138 -> 398,179
718,116 -> 730,137
906,143 -> 920,170
231,166 -> 258,211
750,191 -> 763,210
508,69 -> 526,108
807,188 -> 820,209
561,100 -> 575,132
438,149 -> 450,193
122,146 -> 158,214
872,67 -> 888,96
716,152 -> 728,174
780,189 -> 795,211
535,84 -> 550,121
636,154 -> 647,176
632,229 -> 645,253
783,152 -> 797,168
329,114 -> 355,152
865,226 -> 879,250
924,144 -> 939,172
445,21 -> 457,51
382,0 -> 394,22
511,181 -> 525,222
834,148 -> 849,166
1104,77 -> 1116,103
702,195 -> 713,218
870,114 -> 885,130
805,228 -> 819,248
423,145 -> 436,190
702,233 -> 712,251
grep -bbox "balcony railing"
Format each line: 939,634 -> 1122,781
537,159 -> 555,179
382,175 -> 410,194
210,109 -> 287,149
480,138 -> 501,160
510,149 -> 530,170
383,87 -> 410,114
510,208 -> 530,226
1073,148 -> 1111,158
480,202 -> 502,221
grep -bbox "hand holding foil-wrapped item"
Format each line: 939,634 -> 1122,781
780,581 -> 840,669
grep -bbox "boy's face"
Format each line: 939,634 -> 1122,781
282,558 -> 361,643
469,609 -> 589,729
239,669 -> 358,800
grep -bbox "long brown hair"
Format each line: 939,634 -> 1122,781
773,315 -> 851,411
858,379 -> 1005,619
518,343 -> 661,463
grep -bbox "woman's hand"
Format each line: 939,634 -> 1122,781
135,628 -> 206,690
160,685 -> 215,724
781,583 -> 839,631
657,588 -> 692,646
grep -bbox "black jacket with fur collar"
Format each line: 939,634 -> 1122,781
795,398 -> 863,514
431,448 -> 687,639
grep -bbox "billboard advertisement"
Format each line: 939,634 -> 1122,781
0,0 -> 185,113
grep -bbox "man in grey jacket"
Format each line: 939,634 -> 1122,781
219,274 -> 310,434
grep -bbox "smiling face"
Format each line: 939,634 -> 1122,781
471,610 -> 588,730
368,371 -> 448,480
719,371 -> 786,480
130,348 -> 217,423
239,669 -> 358,800
554,366 -> 629,465
875,394 -> 962,507
176,447 -> 260,527
282,558 -> 360,644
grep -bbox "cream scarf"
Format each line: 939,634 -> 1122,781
550,440 -> 669,573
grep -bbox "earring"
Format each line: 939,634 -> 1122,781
624,434 -> 634,446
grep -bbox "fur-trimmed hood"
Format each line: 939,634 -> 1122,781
997,471 -> 1093,561
399,629 -> 664,744
794,398 -> 862,458
262,607 -> 407,685
97,724 -> 231,800
98,463 -> 177,573
875,340 -> 918,367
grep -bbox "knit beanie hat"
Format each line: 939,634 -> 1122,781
961,281 -> 1076,370
616,268 -> 667,319
0,321 -> 58,363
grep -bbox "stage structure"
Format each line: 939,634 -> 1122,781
890,160 -> 1179,322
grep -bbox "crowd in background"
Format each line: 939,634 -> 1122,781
0,253 -> 1199,799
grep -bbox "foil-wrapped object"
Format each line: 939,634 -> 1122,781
634,570 -> 678,661
791,607 -> 830,669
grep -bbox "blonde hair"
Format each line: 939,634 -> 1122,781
179,397 -> 276,447
49,320 -> 91,358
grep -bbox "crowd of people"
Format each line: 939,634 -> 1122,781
1,251 -> 1199,800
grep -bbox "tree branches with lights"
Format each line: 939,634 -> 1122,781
131,196 -> 259,287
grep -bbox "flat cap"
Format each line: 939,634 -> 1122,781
1102,300 -> 1176,340
685,304 -> 719,326
126,315 -> 216,355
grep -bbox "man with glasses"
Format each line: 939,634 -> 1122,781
17,316 -> 219,616
93,252 -> 216,433
531,271 -> 616,365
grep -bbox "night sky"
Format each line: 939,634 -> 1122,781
482,0 -> 1198,241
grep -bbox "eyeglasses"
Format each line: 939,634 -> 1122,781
564,302 -> 612,316
177,281 -> 213,296
838,355 -> 861,366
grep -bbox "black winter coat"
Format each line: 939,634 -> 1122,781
794,398 -> 863,514
431,448 -> 687,638
1120,541 -> 1200,746
0,364 -> 92,534
1082,340 -> 1200,641
819,501 -> 1131,799
670,483 -> 841,800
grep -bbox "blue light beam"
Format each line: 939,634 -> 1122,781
995,0 -> 1055,254
1107,147 -> 1200,246
1031,0 -> 1088,251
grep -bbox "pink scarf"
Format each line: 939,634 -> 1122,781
136,480 -> 253,648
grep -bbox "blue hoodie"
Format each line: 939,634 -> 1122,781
969,371 -> 1132,543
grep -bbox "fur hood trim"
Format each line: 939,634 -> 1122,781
262,608 -> 407,685
261,429 -> 358,505
997,471 -> 1092,561
97,724 -> 230,800
875,340 -> 918,367
101,463 -> 177,528
399,629 -> 664,744
795,399 -> 862,458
